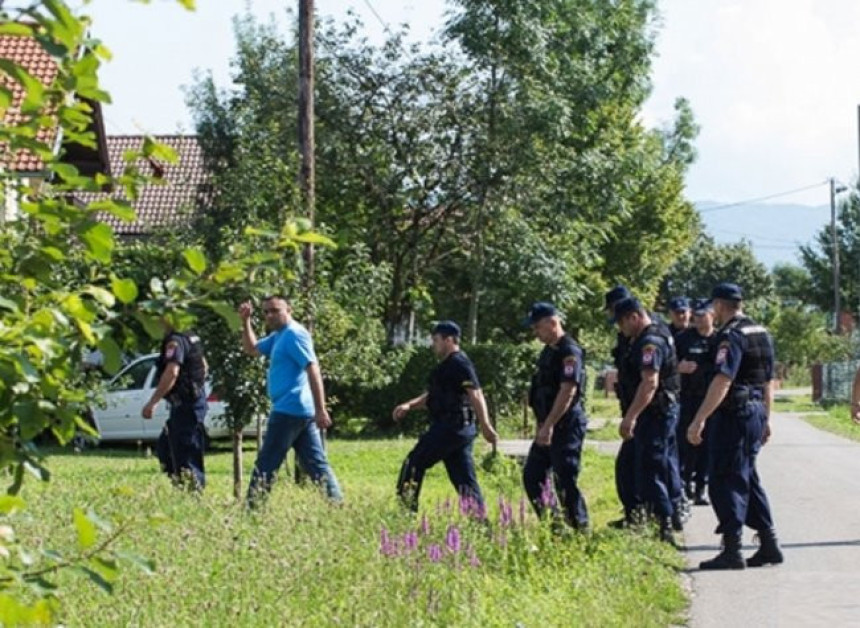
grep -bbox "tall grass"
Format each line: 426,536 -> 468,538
12,440 -> 686,626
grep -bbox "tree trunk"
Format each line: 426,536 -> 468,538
232,429 -> 243,500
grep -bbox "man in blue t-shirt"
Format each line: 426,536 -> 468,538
239,295 -> 342,505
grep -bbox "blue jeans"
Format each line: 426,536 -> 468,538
248,411 -> 343,503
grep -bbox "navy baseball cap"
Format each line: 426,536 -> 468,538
693,298 -> 714,314
611,296 -> 643,323
523,302 -> 559,326
668,296 -> 690,312
604,285 -> 631,309
431,320 -> 461,338
711,282 -> 743,301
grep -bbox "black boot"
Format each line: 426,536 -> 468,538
659,518 -> 678,546
746,528 -> 784,567
699,533 -> 745,570
693,485 -> 710,506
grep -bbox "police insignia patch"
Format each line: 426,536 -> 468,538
641,344 -> 656,366
164,341 -> 178,360
715,341 -> 729,365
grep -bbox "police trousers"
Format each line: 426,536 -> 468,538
156,399 -> 207,489
615,405 -> 678,519
679,395 -> 710,490
397,420 -> 482,512
523,415 -> 589,528
707,402 -> 774,536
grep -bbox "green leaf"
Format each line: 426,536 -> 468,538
182,247 -> 207,275
291,232 -> 336,247
87,199 -> 136,222
116,551 -> 156,575
84,286 -> 116,307
111,276 -> 138,304
205,301 -> 241,330
97,335 -> 123,375
177,0 -> 196,9
73,507 -> 97,550
0,495 -> 26,515
142,136 -> 178,164
0,86 -> 11,111
0,296 -> 20,312
134,312 -> 164,339
0,23 -> 33,36
79,223 -> 114,263
78,566 -> 113,594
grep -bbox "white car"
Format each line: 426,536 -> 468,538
87,353 -> 263,443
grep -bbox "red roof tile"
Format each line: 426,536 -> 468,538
0,30 -> 60,172
75,135 -> 211,236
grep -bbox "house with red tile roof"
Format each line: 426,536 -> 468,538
75,135 -> 212,237
3,27 -> 209,235
1,27 -> 111,220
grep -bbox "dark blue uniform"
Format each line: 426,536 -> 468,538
397,351 -> 484,511
154,332 -> 207,489
616,324 -> 680,520
707,315 -> 775,537
676,327 -> 715,496
523,335 -> 589,528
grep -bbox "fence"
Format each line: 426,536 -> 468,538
813,360 -> 860,403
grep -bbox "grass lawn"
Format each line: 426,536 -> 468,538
799,403 -> 860,441
8,438 -> 686,626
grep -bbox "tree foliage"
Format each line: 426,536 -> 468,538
799,190 -> 860,319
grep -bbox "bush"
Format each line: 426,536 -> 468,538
330,343 -> 537,436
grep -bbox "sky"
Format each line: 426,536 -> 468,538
44,0 -> 860,265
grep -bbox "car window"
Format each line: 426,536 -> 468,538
111,358 -> 154,391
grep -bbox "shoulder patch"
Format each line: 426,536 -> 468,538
563,355 -> 577,377
641,343 -> 657,366
164,340 -> 179,360
715,342 -> 729,365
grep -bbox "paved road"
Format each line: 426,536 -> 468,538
683,411 -> 860,627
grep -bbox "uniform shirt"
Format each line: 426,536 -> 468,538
713,316 -> 774,384
618,327 -> 673,410
427,350 -> 481,424
675,328 -> 714,398
156,331 -> 206,406
530,335 -> 585,423
256,320 -> 317,417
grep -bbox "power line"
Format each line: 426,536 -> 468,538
698,180 -> 829,213
361,0 -> 390,33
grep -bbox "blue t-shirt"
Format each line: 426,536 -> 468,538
256,321 -> 317,417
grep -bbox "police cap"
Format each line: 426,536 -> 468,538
611,296 -> 643,323
604,285 -> 631,309
711,282 -> 743,301
693,298 -> 714,314
523,302 -> 559,326
431,320 -> 461,339
668,296 -> 691,312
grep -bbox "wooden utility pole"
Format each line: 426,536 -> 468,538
298,0 -> 316,331
830,177 -> 842,334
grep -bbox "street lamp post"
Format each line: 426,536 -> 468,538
830,177 -> 848,333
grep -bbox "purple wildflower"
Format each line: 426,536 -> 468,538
468,545 -> 481,568
403,531 -> 418,552
540,477 -> 557,509
446,525 -> 462,553
427,544 -> 443,563
499,496 -> 513,528
379,526 -> 397,557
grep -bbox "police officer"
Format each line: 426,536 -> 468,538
688,283 -> 783,570
142,322 -> 208,489
522,302 -> 590,530
613,297 -> 681,543
667,296 -> 692,339
393,321 -> 498,512
675,298 -> 716,505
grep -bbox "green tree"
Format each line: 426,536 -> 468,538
772,263 -> 815,306
660,234 -> 775,309
799,190 -> 860,321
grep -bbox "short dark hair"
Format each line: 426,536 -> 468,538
263,294 -> 291,305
